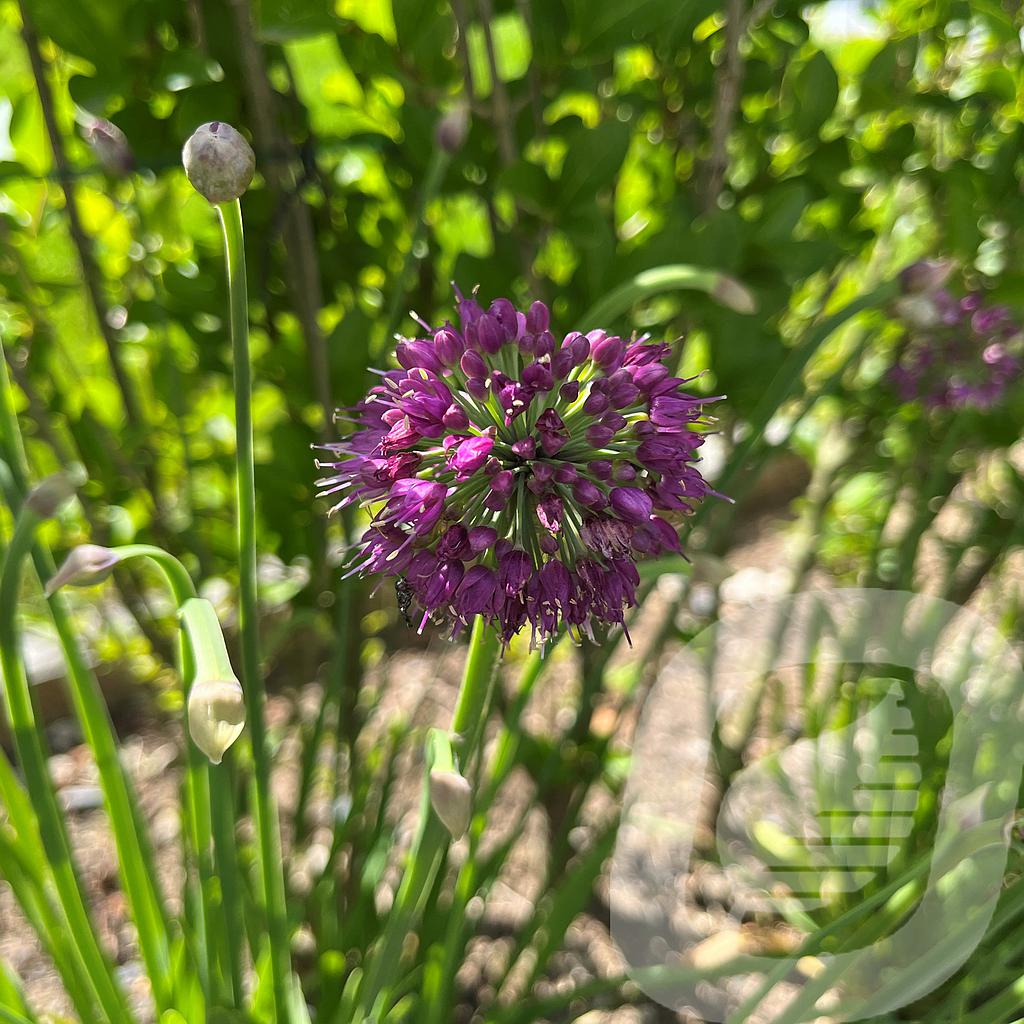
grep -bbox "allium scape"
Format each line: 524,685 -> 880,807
317,289 -> 725,648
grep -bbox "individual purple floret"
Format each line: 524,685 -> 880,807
316,287 -> 724,648
890,263 -> 1022,411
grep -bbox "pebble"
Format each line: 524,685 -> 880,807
59,785 -> 104,813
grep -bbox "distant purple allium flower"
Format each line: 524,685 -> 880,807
316,287 -> 723,648
890,271 -> 1022,411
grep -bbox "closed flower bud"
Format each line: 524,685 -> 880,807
188,677 -> 245,765
45,544 -> 120,597
25,469 -> 83,519
429,768 -> 473,840
526,300 -> 550,335
711,274 -> 757,314
435,103 -> 470,155
433,326 -> 464,366
182,121 -> 255,204
82,118 -> 134,177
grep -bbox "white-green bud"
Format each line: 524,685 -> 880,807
712,275 -> 757,315
435,103 -> 469,155
45,544 -> 120,597
25,469 -> 84,519
188,677 -> 245,764
182,121 -> 255,204
428,768 -> 473,840
83,118 -> 134,177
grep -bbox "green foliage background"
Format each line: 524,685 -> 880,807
3,2 -> 1024,1022
2,0 -> 1021,613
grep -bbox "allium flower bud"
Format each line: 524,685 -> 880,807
711,274 -> 757,314
45,544 -> 120,597
610,486 -> 653,524
591,334 -> 625,371
182,121 -> 255,204
25,470 -> 83,519
82,118 -> 134,177
476,314 -> 505,354
461,350 -> 487,379
435,104 -> 470,155
188,677 -> 246,765
526,301 -> 550,335
429,769 -> 473,840
434,326 -> 464,366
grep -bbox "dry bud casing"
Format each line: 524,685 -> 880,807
187,677 -> 246,765
435,104 -> 470,154
83,118 -> 134,176
25,470 -> 83,519
180,598 -> 246,764
182,121 -> 255,203
45,544 -> 120,597
429,768 -> 473,840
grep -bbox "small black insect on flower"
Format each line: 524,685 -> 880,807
394,576 -> 416,629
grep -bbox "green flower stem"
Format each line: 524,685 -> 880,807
178,597 -> 244,1008
180,597 -> 235,679
0,508 -> 133,1024
216,197 -> 292,1022
357,616 -> 500,1018
422,645 -> 551,1024
101,544 -> 236,1009
109,544 -> 196,606
0,346 -> 187,1014
451,616 -> 501,758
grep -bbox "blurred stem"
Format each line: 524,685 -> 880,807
702,0 -> 776,210
216,197 -> 292,1023
0,508 -> 133,1024
18,4 -> 152,468
380,144 -> 450,350
469,0 -> 538,288
703,0 -> 745,210
894,414 -> 966,589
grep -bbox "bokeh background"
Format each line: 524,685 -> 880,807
2,0 -> 1024,1020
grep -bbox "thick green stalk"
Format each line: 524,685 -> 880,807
109,544 -> 196,606
216,197 -> 292,1022
0,509 -> 133,1024
109,546 -> 244,1011
355,617 -> 500,1020
422,645 -> 553,1024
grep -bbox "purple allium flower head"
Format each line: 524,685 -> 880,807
316,287 -> 722,648
889,266 -> 1022,412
